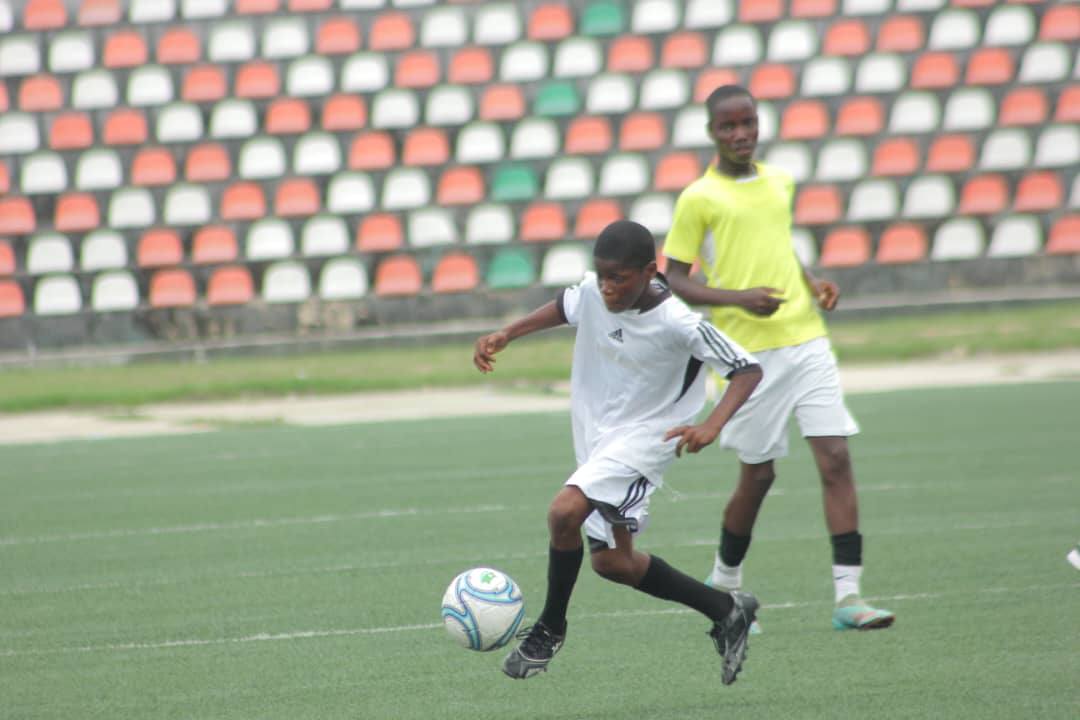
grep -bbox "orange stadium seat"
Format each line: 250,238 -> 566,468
876,223 -> 928,264
0,282 -> 26,318
750,64 -> 795,100
236,0 -> 278,13
1039,5 -> 1079,42
781,100 -> 829,140
193,226 -> 239,265
574,199 -> 622,238
0,83 -> 7,112
19,75 -> 63,112
529,4 -> 574,41
396,51 -> 441,89
449,47 -> 494,85
24,0 -> 66,30
158,28 -> 201,65
1047,216 -> 1080,255
521,202 -> 567,242
289,0 -> 331,11
131,147 -> 177,186
221,182 -> 267,221
137,229 -> 183,268
607,36 -> 654,74
966,48 -> 1014,86
911,52 -> 960,89
958,174 -> 1008,215
0,239 -> 14,275
655,152 -> 702,191
317,17 -> 361,55
182,65 -> 227,103
104,31 -> 148,68
0,164 -> 8,195
619,112 -> 667,151
872,138 -> 920,177
791,0 -> 835,18
565,116 -> 613,155
348,131 -> 395,171
370,12 -> 415,52
374,255 -> 422,297
926,134 -> 975,173
480,84 -> 526,121
357,214 -> 404,253
1013,171 -> 1063,213
50,112 -> 93,150
794,185 -> 842,225
55,193 -> 99,232
0,197 -> 34,235
322,94 -> 367,131
103,108 -> 147,146
265,98 -> 311,134
823,20 -> 870,56
185,143 -> 230,182
403,128 -> 450,166
661,32 -> 707,69
437,166 -> 485,206
207,265 -> 255,305
275,178 -> 320,217
835,97 -> 884,136
819,227 -> 871,267
1000,87 -> 1049,126
877,15 -> 924,53
149,269 -> 196,308
432,253 -> 480,294
1054,86 -> 1080,124
740,0 -> 784,23
235,61 -> 281,99
694,68 -> 740,102
78,0 -> 121,26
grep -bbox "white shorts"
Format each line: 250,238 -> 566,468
719,336 -> 859,464
566,456 -> 656,550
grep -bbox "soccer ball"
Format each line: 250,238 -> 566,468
441,567 -> 525,651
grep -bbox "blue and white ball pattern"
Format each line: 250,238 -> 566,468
441,567 -> 525,651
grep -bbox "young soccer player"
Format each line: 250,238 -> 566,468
473,220 -> 763,683
662,85 -> 896,631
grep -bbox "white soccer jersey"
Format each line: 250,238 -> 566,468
557,272 -> 758,484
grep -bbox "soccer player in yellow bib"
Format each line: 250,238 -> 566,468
663,85 -> 895,632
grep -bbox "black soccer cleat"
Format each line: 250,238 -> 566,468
501,621 -> 566,679
709,591 -> 759,686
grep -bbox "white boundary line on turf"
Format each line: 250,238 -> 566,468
3,583 -> 1077,659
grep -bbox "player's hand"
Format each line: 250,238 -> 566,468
473,331 -> 510,373
664,423 -> 721,458
814,279 -> 840,311
739,287 -> 786,316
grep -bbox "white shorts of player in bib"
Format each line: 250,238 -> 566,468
719,336 -> 859,464
566,456 -> 657,550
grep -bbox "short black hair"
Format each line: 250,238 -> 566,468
594,220 -> 656,269
705,84 -> 755,116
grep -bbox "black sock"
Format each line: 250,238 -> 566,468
537,545 -> 583,635
831,531 -> 862,566
635,555 -> 734,622
719,526 -> 752,567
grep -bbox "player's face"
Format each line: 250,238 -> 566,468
594,258 -> 657,313
708,95 -> 758,166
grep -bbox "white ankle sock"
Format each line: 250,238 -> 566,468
710,554 -> 743,591
832,564 -> 863,604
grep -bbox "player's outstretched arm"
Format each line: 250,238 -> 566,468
665,260 -> 785,317
473,301 -> 566,373
664,366 -> 762,457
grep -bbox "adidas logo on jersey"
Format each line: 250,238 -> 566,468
608,329 -> 624,343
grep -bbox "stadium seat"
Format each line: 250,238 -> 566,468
55,193 -> 100,232
983,4 -> 1034,46
528,4 -> 573,40
104,108 -> 148,146
545,157 -> 595,199
206,265 -> 254,305
262,261 -> 311,304
888,91 -> 940,134
1047,216 -> 1080,255
34,275 -> 82,315
164,184 -> 211,226
791,0 -> 835,17
816,139 -> 867,182
421,6 -> 466,48
769,20 -> 817,63
72,69 -> 119,109
0,163 -> 8,195
322,94 -> 367,131
966,48 -> 1014,85
275,178 -> 320,217
342,53 -> 389,93
192,226 -> 238,265
262,18 -> 309,60
979,129 -> 1031,171
348,131 -> 395,171
293,132 -> 342,175
574,199 -> 623,238
474,3 -> 522,45
854,53 -> 906,93
129,0 -> 174,23
266,98 -> 311,134
456,122 -> 505,164
501,41 -> 549,82
655,152 -> 703,191
510,118 -> 558,159
566,116 -> 613,155
876,223 -> 928,264
480,84 -> 526,121
928,9 -> 979,50
137,229 -> 183,268
713,25 -> 762,66
0,34 -> 39,76
210,99 -> 257,139
911,52 -> 959,89
449,47 -> 494,85
236,0 -> 277,12
45,114 -> 91,155
288,56 -> 334,97
582,1 -> 624,35
395,51 -> 440,89
926,134 -> 975,173
465,204 -> 514,245
988,216 -> 1041,258
240,137 -> 287,179
824,19 -> 870,56
131,147 -> 176,187
325,171 -> 375,214
0,238 -> 11,276
931,218 -> 984,260
356,214 -> 403,253
488,164 -> 536,202
552,37 -> 601,78
619,113 -> 667,151
902,175 -> 956,218
999,87 -> 1048,126
370,12 -> 414,52
684,0 -> 732,28
632,0 -> 680,32
221,182 -> 266,221
694,68 -> 740,102
0,281 -> 24,317
158,27 -> 201,65
0,197 -> 35,234
671,105 -> 713,148
1039,5 -> 1080,42
1053,86 -> 1080,124
430,253 -> 479,293
607,35 -> 654,74
78,0 -> 121,26
316,17 -> 361,55
108,187 -> 156,229
764,142 -> 812,183
104,31 -> 148,68
541,244 -> 590,286
382,167 -> 431,210
586,73 -> 635,114
374,255 -> 422,297
27,233 -> 74,275
801,57 -> 851,96
958,175 -> 1009,216
794,185 -> 842,225
402,128 -> 449,166
1034,125 -> 1080,169
521,203 -> 567,243
21,151 -> 67,194
81,229 -> 128,271
372,88 -> 420,129
835,97 -> 884,136
629,193 -> 674,236
486,247 -> 536,289
0,113 -> 38,155
640,68 -> 690,110
1013,172 -> 1063,213
1018,42 -> 1069,84
149,269 -> 196,309
819,227 -> 870,267
877,15 -> 924,52
533,81 -> 580,116
49,31 -> 93,73
871,138 -> 919,177
318,258 -> 368,300
208,21 -> 255,63
179,64 -> 224,103
19,74 -> 63,112
750,64 -> 795,99
740,0 -> 783,23
185,143 -> 230,182
300,215 -> 348,258
943,88 -> 995,131
437,166 -> 485,206
781,101 -> 829,140
661,31 -> 707,68
246,218 -> 294,261
848,179 -> 899,222
234,62 -> 280,99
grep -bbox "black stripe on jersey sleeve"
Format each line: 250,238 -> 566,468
554,288 -> 568,324
698,323 -> 751,370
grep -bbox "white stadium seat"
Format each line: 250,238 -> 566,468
208,22 -> 255,63
942,88 -> 995,131
500,41 -> 549,83
544,157 -> 594,200
586,74 -> 636,114
341,53 -> 389,93
127,66 -> 174,107
816,139 -> 867,182
91,271 -> 139,312
49,32 -> 94,74
854,54 -> 906,94
768,21 -> 817,63
553,37 -> 602,78
599,154 -> 649,196
246,219 -> 294,261
541,244 -> 590,286
801,57 -> 851,97
326,172 -> 375,213
764,143 -> 812,183
34,275 -> 82,316
372,88 -> 419,129
510,118 -> 559,160
931,218 -> 984,260
639,69 -> 689,110
1017,43 -> 1068,84
792,227 -> 817,267
182,0 -> 227,20
425,85 -> 474,126
847,179 -> 899,222
632,0 -> 680,34
108,187 -> 156,229
239,137 -> 287,179
672,106 -> 711,148
81,230 -> 128,271
210,99 -> 257,139
408,208 -> 458,247
903,175 -> 956,218
27,233 -> 74,274
21,152 -> 68,194
301,216 -> 349,257
382,168 -> 431,210
713,25 -> 762,66
294,133 -> 343,175
0,113 -> 39,154
75,149 -> 123,191
72,69 -> 118,110
420,7 -> 467,47
845,0 -> 895,14
288,56 -> 334,97
927,9 -> 979,51
319,258 -> 368,300
262,18 -> 309,60
685,0 -> 733,29
629,193 -> 674,236
157,102 -> 204,143
888,92 -> 940,134
474,4 -> 522,46
164,184 -> 212,226
0,35 -> 39,76
988,216 -> 1041,258
456,122 -> 506,164
983,5 -> 1034,47
262,262 -> 311,304
1033,125 -> 1080,169
895,0 -> 942,12
466,204 -> 514,245
978,129 -> 1031,171
130,0 -> 175,23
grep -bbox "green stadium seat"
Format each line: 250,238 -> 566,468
581,1 -> 624,36
534,81 -> 580,117
491,164 -> 539,202
486,247 -> 536,289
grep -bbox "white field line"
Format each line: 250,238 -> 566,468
3,582 -> 1077,659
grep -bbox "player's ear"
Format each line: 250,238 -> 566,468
643,260 -> 658,279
